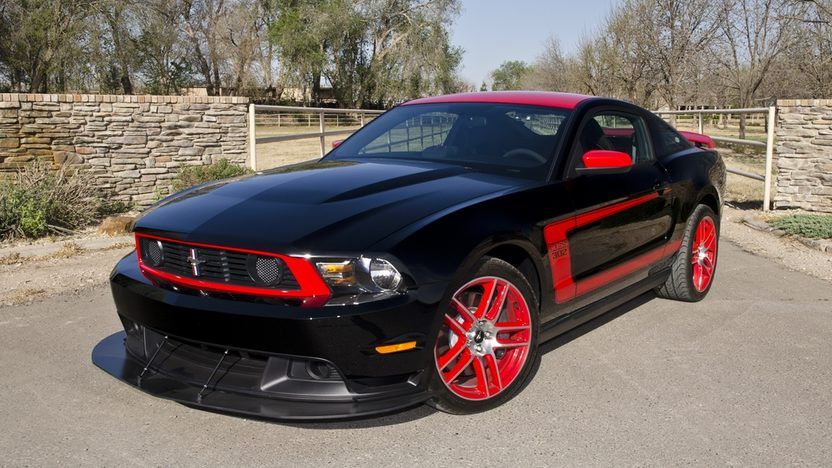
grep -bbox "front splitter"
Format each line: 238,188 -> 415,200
91,331 -> 431,421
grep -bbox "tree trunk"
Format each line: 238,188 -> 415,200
311,72 -> 321,106
121,74 -> 134,95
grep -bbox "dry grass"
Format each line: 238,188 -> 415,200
0,252 -> 23,266
255,125 -> 362,170
46,242 -> 86,260
102,242 -> 134,251
4,288 -> 47,305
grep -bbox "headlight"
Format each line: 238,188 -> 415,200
369,258 -> 402,290
315,256 -> 406,306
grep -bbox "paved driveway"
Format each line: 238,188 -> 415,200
1,241 -> 831,466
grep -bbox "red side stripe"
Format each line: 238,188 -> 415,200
574,239 -> 681,297
544,192 -> 671,303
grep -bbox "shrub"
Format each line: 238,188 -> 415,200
171,159 -> 252,192
0,160 -> 127,240
770,214 -> 832,239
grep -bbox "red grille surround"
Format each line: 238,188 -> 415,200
135,233 -> 331,307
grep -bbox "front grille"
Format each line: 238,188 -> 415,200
138,236 -> 299,290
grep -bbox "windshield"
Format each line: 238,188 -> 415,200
326,103 -> 571,180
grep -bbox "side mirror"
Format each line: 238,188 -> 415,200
331,139 -> 344,149
576,150 -> 633,175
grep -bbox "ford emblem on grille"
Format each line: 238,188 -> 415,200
187,248 -> 207,276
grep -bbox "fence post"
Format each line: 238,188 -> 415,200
248,103 -> 257,171
360,113 -> 365,127
763,106 -> 776,211
319,110 -> 326,157
698,111 -> 704,134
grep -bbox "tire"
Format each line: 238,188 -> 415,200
428,257 -> 540,414
656,204 -> 719,302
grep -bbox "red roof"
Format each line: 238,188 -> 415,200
402,91 -> 594,110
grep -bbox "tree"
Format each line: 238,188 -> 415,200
0,0 -> 91,92
712,0 -> 802,136
522,37 -> 571,92
269,0 -> 463,107
489,60 -> 530,91
635,0 -> 723,109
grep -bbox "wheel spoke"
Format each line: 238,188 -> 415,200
494,331 -> 530,349
443,313 -> 467,338
484,353 -> 503,393
472,357 -> 489,396
484,281 -> 509,322
451,298 -> 477,327
703,226 -> 716,246
437,335 -> 467,370
701,256 -> 714,272
473,278 -> 498,319
494,320 -> 530,332
442,348 -> 473,383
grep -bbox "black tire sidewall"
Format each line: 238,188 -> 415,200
427,257 -> 540,414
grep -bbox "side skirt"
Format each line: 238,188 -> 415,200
538,268 -> 670,344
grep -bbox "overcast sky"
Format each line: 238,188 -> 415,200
451,0 -> 623,86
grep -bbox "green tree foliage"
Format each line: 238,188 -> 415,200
489,60 -> 531,91
269,0 -> 464,108
0,0 -> 464,107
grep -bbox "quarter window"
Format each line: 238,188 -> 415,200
652,120 -> 693,157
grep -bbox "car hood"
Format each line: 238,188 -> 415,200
134,159 -> 536,252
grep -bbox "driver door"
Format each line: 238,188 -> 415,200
553,109 -> 674,310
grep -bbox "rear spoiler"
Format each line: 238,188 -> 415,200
678,131 -> 715,149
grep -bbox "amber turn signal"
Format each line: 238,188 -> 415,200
374,341 -> 417,355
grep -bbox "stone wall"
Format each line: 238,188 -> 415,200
775,99 -> 832,213
0,93 -> 249,207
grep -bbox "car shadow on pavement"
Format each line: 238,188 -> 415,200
271,292 -> 657,430
538,291 -> 656,357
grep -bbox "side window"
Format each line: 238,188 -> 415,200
652,120 -> 693,157
572,112 -> 652,167
360,112 -> 456,154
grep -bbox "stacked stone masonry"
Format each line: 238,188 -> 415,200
775,99 -> 832,213
0,93 -> 249,207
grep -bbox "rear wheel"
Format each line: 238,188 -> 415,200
429,257 -> 539,414
656,204 -> 719,302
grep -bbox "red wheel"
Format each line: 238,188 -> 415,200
430,257 -> 539,414
690,215 -> 717,292
656,204 -> 720,302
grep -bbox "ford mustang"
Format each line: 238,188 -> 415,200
92,92 -> 725,420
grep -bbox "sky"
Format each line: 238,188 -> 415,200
451,0 -> 623,86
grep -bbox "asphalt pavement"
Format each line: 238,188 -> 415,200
1,241 -> 831,466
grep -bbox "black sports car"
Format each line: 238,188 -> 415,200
93,92 -> 725,420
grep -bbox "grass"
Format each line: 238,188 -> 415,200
4,288 -> 47,305
0,252 -> 22,266
171,159 -> 253,192
0,160 -> 130,240
50,242 -> 86,259
769,214 -> 832,239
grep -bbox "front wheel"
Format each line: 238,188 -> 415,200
428,257 -> 540,414
656,204 -> 719,302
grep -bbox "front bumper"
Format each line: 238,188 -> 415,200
92,253 -> 447,421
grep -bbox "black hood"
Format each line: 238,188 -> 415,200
134,159 -> 536,252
